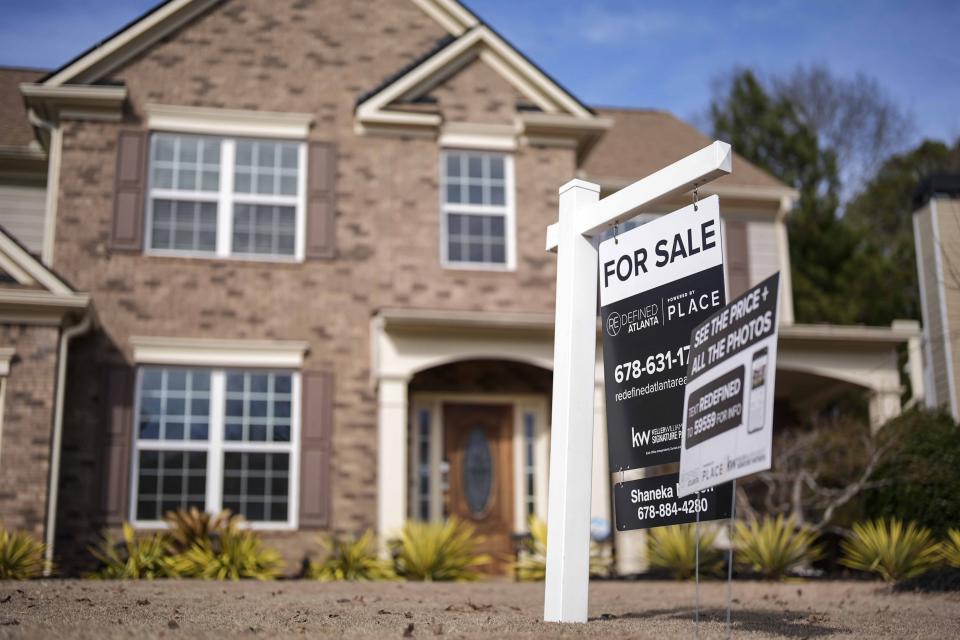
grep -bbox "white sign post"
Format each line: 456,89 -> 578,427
544,141 -> 733,623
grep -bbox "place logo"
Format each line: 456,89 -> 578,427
606,303 -> 660,337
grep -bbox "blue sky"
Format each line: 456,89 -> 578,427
1,0 -> 958,145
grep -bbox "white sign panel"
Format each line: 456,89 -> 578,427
678,273 -> 781,497
598,196 -> 726,471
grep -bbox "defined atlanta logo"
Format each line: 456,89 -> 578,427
606,304 -> 660,337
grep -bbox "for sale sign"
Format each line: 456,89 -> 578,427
599,196 -> 726,471
678,273 -> 781,497
614,472 -> 733,531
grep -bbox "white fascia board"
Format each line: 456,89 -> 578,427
43,0 -> 220,86
409,0 -> 478,36
145,104 -> 314,139
357,25 -> 600,129
439,123 -> 517,151
0,289 -> 89,309
0,231 -> 73,295
358,29 -> 486,116
0,347 -> 14,376
474,27 -> 592,118
130,336 -> 309,369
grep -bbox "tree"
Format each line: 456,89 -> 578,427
774,65 -> 914,203
709,69 -> 858,323
843,139 -> 960,325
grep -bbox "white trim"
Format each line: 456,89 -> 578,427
914,211 -> 938,409
356,26 -> 599,137
930,199 -> 959,419
0,229 -> 74,295
439,150 -> 516,270
41,126 -> 62,266
0,378 -> 6,472
145,104 -> 313,140
129,336 -> 309,368
0,348 -> 13,377
409,0 -> 478,36
130,367 -> 301,531
410,391 -> 548,534
144,133 -> 306,262
439,123 -> 517,152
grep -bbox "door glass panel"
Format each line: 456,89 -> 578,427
463,428 -> 493,516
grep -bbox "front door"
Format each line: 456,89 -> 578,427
443,403 -> 514,573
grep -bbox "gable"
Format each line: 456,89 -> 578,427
420,56 -> 528,125
0,224 -> 75,295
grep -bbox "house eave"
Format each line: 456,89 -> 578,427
20,83 -> 128,123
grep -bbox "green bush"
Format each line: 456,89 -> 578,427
391,518 -> 490,581
734,515 -> 822,579
940,529 -> 960,569
308,529 -> 394,581
169,525 -> 283,580
164,507 -> 236,553
0,526 -> 45,579
866,409 -> 960,534
512,516 -> 611,581
647,524 -> 724,580
840,518 -> 941,582
88,523 -> 178,579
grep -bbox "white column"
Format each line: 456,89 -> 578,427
377,375 -> 409,551
590,375 -> 610,531
544,179 -> 600,623
868,388 -> 902,433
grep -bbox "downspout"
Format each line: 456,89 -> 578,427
43,313 -> 93,576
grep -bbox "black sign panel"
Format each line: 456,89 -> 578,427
601,265 -> 726,470
614,472 -> 733,531
684,364 -> 745,448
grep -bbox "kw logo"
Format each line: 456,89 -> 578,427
631,427 -> 650,447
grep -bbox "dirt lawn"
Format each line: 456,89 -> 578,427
0,579 -> 957,639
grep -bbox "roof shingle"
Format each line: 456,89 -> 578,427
581,107 -> 788,192
0,67 -> 45,148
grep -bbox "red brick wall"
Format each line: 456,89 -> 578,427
51,0 -> 575,572
0,324 -> 59,539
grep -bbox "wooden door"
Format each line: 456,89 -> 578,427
443,403 -> 514,573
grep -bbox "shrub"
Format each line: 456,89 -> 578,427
840,518 -> 942,582
940,529 -> 960,569
169,525 -> 283,580
308,529 -> 394,581
164,507 -> 236,553
512,516 -> 611,581
647,524 -> 723,580
391,518 -> 490,581
88,523 -> 177,579
866,409 -> 960,534
734,515 -> 822,579
0,526 -> 45,579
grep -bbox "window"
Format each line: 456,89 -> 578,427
523,412 -> 536,517
147,133 -> 304,260
132,367 -> 299,528
415,408 -> 431,521
440,150 -> 514,268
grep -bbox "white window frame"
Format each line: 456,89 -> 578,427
129,366 -> 301,531
439,149 -> 516,271
144,133 -> 307,263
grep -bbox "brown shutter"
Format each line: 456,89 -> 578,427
305,142 -> 337,259
111,130 -> 148,251
725,219 -> 750,298
99,365 -> 135,525
299,371 -> 333,528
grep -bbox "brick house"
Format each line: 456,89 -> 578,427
0,0 -> 922,574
